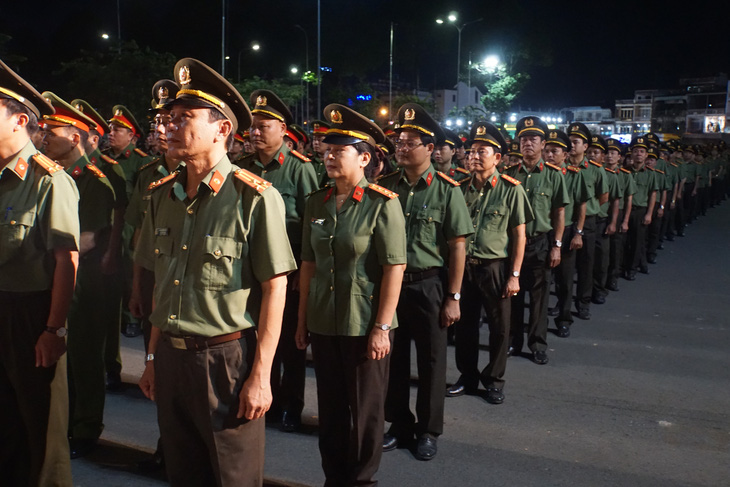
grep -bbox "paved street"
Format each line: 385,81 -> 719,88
72,202 -> 730,487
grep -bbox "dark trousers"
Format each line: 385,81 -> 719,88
156,332 -> 264,487
674,198 -> 685,235
0,291 -> 72,486
684,184 -> 697,222
624,206 -> 648,272
663,205 -> 676,238
699,187 -> 710,215
646,205 -> 662,260
310,333 -> 389,487
386,275 -> 445,437
608,210 -> 627,283
575,215 -> 597,310
511,234 -> 549,353
553,225 -> 577,328
593,217 -> 610,299
270,288 -> 305,417
454,259 -> 510,389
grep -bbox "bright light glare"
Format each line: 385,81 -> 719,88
380,107 -> 388,116
483,55 -> 500,70
436,19 -> 444,24
456,119 -> 464,127
225,56 -> 230,60
446,119 -> 453,127
448,14 -> 457,22
490,115 -> 497,122
290,66 -> 299,74
252,43 -> 261,51
101,33 -> 109,40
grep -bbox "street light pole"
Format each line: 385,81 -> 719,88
389,22 -> 394,122
221,0 -> 226,77
317,0 -> 322,119
295,25 -> 310,122
436,16 -> 483,88
116,0 -> 121,54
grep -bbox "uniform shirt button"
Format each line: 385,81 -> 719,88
526,188 -> 530,192
409,191 -> 414,196
154,248 -> 160,254
170,314 -> 177,320
329,286 -> 334,291
473,224 -> 477,228
405,212 -> 410,217
9,220 -> 16,225
214,249 -> 222,257
174,280 -> 180,286
330,268 -> 334,273
182,244 -> 188,250
187,209 -> 194,215
329,235 -> 333,239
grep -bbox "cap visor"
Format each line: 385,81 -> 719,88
323,134 -> 364,146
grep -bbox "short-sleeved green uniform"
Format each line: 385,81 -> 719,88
135,156 -> 297,337
631,165 -> 660,207
560,165 -> 590,226
618,168 -> 637,210
125,155 -> 181,231
301,178 -> 407,336
598,167 -> 623,219
103,143 -> 152,198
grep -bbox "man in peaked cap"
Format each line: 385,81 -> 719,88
447,121 -> 532,404
237,89 -> 318,433
41,91 -> 117,459
310,119 -> 331,187
380,103 -> 472,459
505,116 -> 568,365
0,59 -> 78,487
434,128 -> 469,181
130,57 -> 295,486
605,139 -> 636,292
105,104 -> 152,197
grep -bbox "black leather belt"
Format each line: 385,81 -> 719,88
466,256 -> 501,266
526,233 -> 547,245
402,268 -> 440,283
163,329 -> 252,351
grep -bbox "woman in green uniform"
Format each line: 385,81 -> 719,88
296,104 -> 407,486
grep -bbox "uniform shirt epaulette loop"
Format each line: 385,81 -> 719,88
234,168 -> 272,194
86,163 -> 107,178
376,169 -> 400,182
545,162 -> 562,172
589,159 -> 603,168
148,171 -> 179,191
436,171 -> 459,186
455,167 -> 470,174
604,167 -> 615,173
567,165 -> 580,173
137,158 -> 158,172
503,163 -> 520,172
134,148 -> 149,158
291,150 -> 311,162
31,153 -> 62,174
367,183 -> 398,199
307,184 -> 333,197
670,162 -> 679,167
654,168 -> 665,174
500,174 -> 521,185
620,167 -> 631,174
100,154 -> 119,165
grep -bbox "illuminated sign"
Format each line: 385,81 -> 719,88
704,115 -> 726,133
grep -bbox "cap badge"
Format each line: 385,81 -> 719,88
638,138 -> 644,143
404,108 -> 416,121
75,103 -> 83,112
179,66 -> 191,85
476,125 -> 486,136
159,86 -> 169,99
571,125 -> 579,131
525,118 -> 534,127
256,95 -> 267,107
313,123 -> 320,130
592,136 -> 598,142
330,110 -> 343,124
115,109 -> 123,116
549,131 -> 557,139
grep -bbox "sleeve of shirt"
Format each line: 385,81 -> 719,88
250,187 -> 298,282
124,178 -> 144,228
596,167 -> 609,196
551,172 -> 570,208
44,172 -> 80,251
374,197 -> 407,266
295,163 -> 319,220
79,177 -> 115,234
134,193 -> 157,271
508,185 -> 534,228
651,172 -> 661,191
610,173 -> 623,200
300,196 -> 315,262
575,171 -> 591,204
626,174 -> 637,196
442,185 -> 474,239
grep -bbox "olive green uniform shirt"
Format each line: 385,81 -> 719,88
683,161 -> 698,184
560,165 -> 590,226
88,148 -> 128,209
66,154 -> 115,237
617,168 -> 637,211
573,157 -> 609,217
696,162 -> 710,189
104,143 -> 152,198
460,173 -> 533,259
135,156 -> 297,337
598,167 -> 623,219
0,141 -> 80,291
237,144 -> 318,255
301,178 -> 407,336
505,159 -> 570,238
310,153 -> 330,188
630,165 -> 659,207
125,155 -> 181,229
378,166 -> 473,272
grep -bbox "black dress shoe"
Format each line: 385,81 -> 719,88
137,449 -> 165,472
106,371 -> 122,393
508,337 -> 523,357
532,350 -> 549,365
606,279 -> 619,292
657,243 -> 664,250
676,231 -> 685,237
623,271 -> 636,281
577,308 -> 591,320
665,234 -> 675,242
123,321 -> 143,337
415,436 -> 437,461
556,325 -> 570,338
383,433 -> 398,452
591,294 -> 606,305
445,378 -> 477,397
639,266 -> 650,274
547,305 -> 559,317
69,438 -> 97,459
647,255 -> 657,264
280,411 -> 301,432
485,388 -> 504,404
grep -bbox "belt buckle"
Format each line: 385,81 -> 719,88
169,336 -> 187,350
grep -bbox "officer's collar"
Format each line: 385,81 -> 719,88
110,142 -> 135,160
172,156 -> 232,200
66,153 -> 90,179
521,158 -> 545,173
259,142 -> 290,168
1,140 -> 37,181
87,148 -> 102,166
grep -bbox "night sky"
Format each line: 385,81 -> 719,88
3,0 -> 729,110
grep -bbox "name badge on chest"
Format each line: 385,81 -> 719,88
155,227 -> 170,236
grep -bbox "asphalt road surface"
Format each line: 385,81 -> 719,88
72,201 -> 730,486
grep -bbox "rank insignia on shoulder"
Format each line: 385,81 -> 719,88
32,153 -> 62,174
148,171 -> 179,190
620,167 -> 631,174
134,148 -> 149,158
86,164 -> 107,178
101,154 -> 119,165
604,167 -> 615,173
234,168 -> 272,194
137,158 -> 157,172
589,159 -> 603,167
368,183 -> 398,199
545,162 -> 562,172
376,169 -> 400,182
436,171 -> 459,186
567,165 -> 580,173
291,150 -> 311,162
501,174 -> 521,185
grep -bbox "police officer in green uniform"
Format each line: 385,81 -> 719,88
506,117 -> 569,361
41,92 -> 116,458
447,121 -> 532,403
545,129 -> 589,338
380,103 -> 472,460
623,136 -> 658,280
659,143 -> 680,242
0,59 -> 78,487
434,128 -> 470,182
310,119 -> 331,187
237,89 -> 319,432
605,139 -> 636,292
295,103 -> 407,487
131,58 -> 296,486
105,105 -> 152,196
644,144 -> 669,265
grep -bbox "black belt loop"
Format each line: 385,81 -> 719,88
402,267 -> 441,283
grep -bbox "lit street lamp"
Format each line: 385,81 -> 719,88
101,33 -> 110,40
435,13 -> 483,86
237,42 -> 262,83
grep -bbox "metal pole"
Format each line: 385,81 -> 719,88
296,25 -> 309,122
237,50 -> 242,84
317,0 -> 321,118
116,0 -> 121,54
389,22 -> 394,122
456,26 -> 461,87
221,0 -> 226,77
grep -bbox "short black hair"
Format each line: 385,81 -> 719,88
1,98 -> 39,136
420,134 -> 436,147
208,108 -> 234,151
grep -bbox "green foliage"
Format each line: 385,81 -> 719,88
480,71 -> 530,120
0,34 -> 27,67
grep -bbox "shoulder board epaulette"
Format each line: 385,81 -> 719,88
655,169 -> 665,174
100,154 -> 118,165
134,148 -> 149,158
148,171 -> 179,191
604,167 -> 615,174
291,150 -> 311,162
234,168 -> 272,194
501,174 -> 521,185
670,162 -> 678,167
567,165 -> 580,173
376,169 -> 401,182
589,159 -> 602,168
31,153 -> 62,174
545,162 -> 562,171
620,167 -> 631,174
504,163 -> 520,172
436,171 -> 459,186
307,184 -> 334,197
454,166 -> 470,174
137,158 -> 158,172
367,183 -> 398,199
86,163 -> 107,178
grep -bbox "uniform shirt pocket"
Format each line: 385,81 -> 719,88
0,208 -> 36,265
202,236 -> 243,291
417,208 -> 444,244
350,279 -> 376,328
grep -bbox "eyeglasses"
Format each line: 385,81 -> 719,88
395,140 -> 424,151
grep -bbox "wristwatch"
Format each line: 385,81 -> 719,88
553,240 -> 563,248
375,322 -> 391,331
447,292 -> 461,301
145,353 -> 155,363
659,204 -> 665,210
44,326 -> 67,338
511,271 -> 520,278
576,228 -> 585,236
